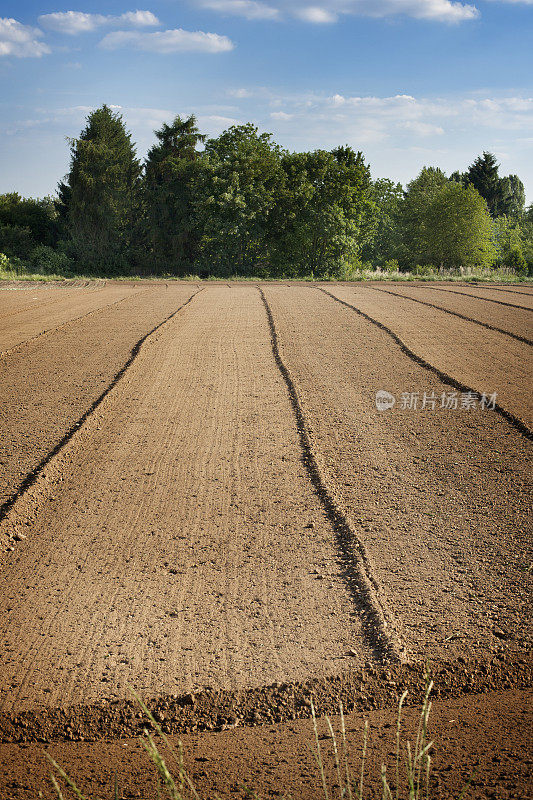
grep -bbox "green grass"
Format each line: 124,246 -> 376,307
43,680 -> 474,800
1,263 -> 532,285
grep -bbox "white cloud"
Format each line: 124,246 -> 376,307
0,17 -> 50,57
292,6 -> 338,22
197,0 -> 480,22
120,11 -> 160,26
199,0 -> 280,19
270,110 -> 294,118
38,10 -> 160,35
341,0 -> 479,22
402,120 -> 445,136
100,28 -> 234,53
228,88 -> 254,98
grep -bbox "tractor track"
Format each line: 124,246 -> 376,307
258,288 -> 405,665
367,285 -> 532,346
0,288 -> 204,532
318,287 -> 533,441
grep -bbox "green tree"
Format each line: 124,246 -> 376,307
142,116 -> 205,273
423,182 -> 495,269
57,105 -> 141,272
197,124 -> 284,275
397,167 -> 449,267
462,152 -> 525,218
492,215 -> 526,271
463,152 -> 501,216
0,193 -> 58,258
498,174 -> 526,218
398,169 -> 494,270
269,146 -> 373,277
361,178 -> 404,266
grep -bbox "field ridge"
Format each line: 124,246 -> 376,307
318,286 -> 533,440
259,287 -> 405,664
0,287 -> 204,537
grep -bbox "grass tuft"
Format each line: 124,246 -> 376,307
45,679 -> 474,800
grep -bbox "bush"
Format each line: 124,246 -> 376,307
29,245 -> 72,275
503,246 -> 527,274
414,264 -> 434,276
384,258 -> 400,273
0,222 -> 35,259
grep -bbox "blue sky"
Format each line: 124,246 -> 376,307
1,0 -> 532,202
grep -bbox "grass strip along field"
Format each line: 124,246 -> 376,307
0,282 -> 531,799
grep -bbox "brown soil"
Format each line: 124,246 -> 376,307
0,282 -> 531,798
367,284 -> 533,344
324,285 -> 532,429
1,687 -> 531,799
0,283 -> 142,352
0,285 -> 198,509
263,286 -> 532,663
412,284 -> 533,311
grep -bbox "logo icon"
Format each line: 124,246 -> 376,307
375,390 -> 396,411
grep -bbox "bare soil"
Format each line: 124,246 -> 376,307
0,282 -> 531,799
1,686 -> 531,799
325,285 -> 532,428
367,284 -> 532,344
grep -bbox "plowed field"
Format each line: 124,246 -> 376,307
0,281 -> 531,799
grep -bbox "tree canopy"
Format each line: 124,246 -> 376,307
1,108 -> 531,278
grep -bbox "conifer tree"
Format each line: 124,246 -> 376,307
142,115 -> 205,272
57,105 -> 141,271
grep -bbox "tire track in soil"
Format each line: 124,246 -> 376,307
263,286 -> 532,664
413,285 -> 533,311
0,286 -> 146,356
368,285 -> 532,346
0,288 -> 203,531
319,287 -> 533,440
0,286 -> 372,713
258,288 -> 405,665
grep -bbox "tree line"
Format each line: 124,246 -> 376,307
1,105 -> 531,278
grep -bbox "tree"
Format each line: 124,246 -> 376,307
0,193 -> 58,258
463,152 -> 501,216
397,167 -> 449,267
397,168 -> 495,270
197,124 -> 285,275
462,152 -> 525,218
361,178 -> 404,266
269,146 -> 373,277
423,182 -> 495,269
498,174 -> 526,218
142,116 -> 205,273
492,215 -> 526,272
57,105 -> 141,271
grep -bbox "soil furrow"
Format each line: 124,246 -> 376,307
263,286 -> 532,664
0,286 -> 373,714
319,287 -> 532,437
468,285 -> 533,296
413,285 -> 533,311
0,284 -> 142,352
0,287 -> 146,356
0,288 -> 202,531
258,288 -> 404,664
0,286 -> 200,514
368,285 -> 532,345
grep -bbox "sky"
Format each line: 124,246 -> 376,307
1,0 -> 532,202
